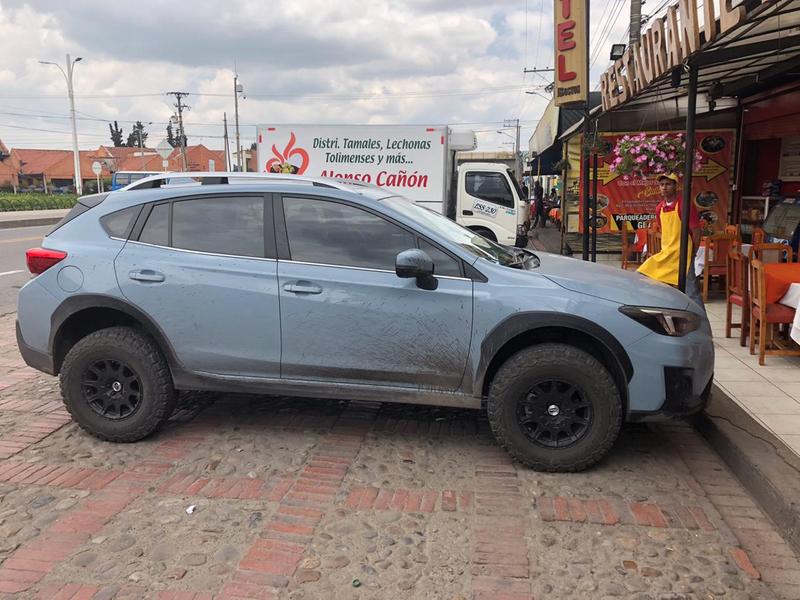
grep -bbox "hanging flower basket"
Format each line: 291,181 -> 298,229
610,133 -> 703,180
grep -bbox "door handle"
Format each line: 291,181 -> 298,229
462,210 -> 474,216
129,269 -> 165,283
283,282 -> 322,295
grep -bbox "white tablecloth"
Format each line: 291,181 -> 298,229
695,243 -> 752,275
779,282 -> 800,344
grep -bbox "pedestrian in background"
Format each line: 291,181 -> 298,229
532,179 -> 545,228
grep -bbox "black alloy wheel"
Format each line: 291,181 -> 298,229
517,380 -> 593,448
81,358 -> 142,420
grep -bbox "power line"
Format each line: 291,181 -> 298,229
589,0 -> 628,69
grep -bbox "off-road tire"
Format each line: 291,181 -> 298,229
487,343 -> 622,472
60,326 -> 176,442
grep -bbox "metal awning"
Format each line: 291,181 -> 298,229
616,0 -> 800,110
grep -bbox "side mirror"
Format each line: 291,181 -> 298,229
395,249 -> 437,290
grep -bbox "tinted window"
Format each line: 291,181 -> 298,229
172,197 -> 264,257
139,203 -> 169,246
101,206 -> 139,238
466,172 -> 514,208
115,173 -> 131,185
284,197 -> 415,270
418,239 -> 461,277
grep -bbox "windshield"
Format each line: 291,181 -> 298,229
382,196 -> 536,268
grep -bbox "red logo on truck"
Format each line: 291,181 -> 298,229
265,132 -> 309,174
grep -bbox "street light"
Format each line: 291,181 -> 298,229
610,44 -> 627,60
39,54 -> 83,195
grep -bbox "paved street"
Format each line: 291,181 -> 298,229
0,315 -> 799,599
0,226 -> 49,316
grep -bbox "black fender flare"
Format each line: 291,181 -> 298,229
474,311 -> 633,398
49,293 -> 183,373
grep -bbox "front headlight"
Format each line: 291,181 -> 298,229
619,306 -> 701,337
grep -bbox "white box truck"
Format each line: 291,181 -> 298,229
256,124 -> 528,246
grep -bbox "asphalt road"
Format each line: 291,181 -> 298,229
0,225 -> 50,316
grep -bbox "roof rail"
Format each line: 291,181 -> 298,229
121,171 -> 344,192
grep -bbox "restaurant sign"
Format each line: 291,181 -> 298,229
554,0 -> 588,106
600,0 -> 776,110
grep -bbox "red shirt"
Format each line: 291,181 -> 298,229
655,197 -> 701,230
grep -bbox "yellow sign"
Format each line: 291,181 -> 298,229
593,164 -> 623,185
696,158 -> 726,181
554,0 -> 588,106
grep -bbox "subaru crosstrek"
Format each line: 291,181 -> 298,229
16,173 -> 714,472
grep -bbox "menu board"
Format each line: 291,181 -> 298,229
779,137 -> 800,181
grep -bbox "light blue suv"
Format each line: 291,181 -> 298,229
16,174 -> 714,471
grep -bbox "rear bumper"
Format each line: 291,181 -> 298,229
16,320 -> 55,375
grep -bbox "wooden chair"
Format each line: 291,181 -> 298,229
749,243 -> 793,265
646,227 -> 661,257
724,224 -> 742,243
701,233 -> 736,301
749,259 -> 800,365
621,228 -> 645,270
725,248 -> 749,346
751,227 -> 766,244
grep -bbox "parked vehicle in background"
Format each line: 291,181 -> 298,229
17,173 -> 713,472
256,124 -> 529,246
111,171 -> 162,190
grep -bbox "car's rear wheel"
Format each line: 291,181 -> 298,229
60,326 -> 176,442
487,343 -> 622,472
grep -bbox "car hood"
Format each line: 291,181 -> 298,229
534,252 -> 690,310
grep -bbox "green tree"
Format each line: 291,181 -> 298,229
108,121 -> 124,147
126,121 -> 149,147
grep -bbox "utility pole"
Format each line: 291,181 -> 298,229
234,73 -> 243,171
629,0 -> 643,45
39,54 -> 83,195
167,92 -> 189,171
223,113 -> 231,172
503,119 -> 522,181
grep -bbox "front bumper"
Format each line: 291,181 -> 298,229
628,371 -> 713,421
624,322 -> 715,420
16,320 -> 55,375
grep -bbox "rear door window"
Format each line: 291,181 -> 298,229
172,196 -> 265,257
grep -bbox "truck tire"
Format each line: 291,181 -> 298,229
487,343 -> 622,472
470,226 -> 497,242
60,326 -> 177,442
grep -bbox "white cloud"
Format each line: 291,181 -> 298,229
0,0 -> 566,153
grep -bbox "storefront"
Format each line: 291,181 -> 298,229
551,0 -> 800,263
737,82 -> 800,240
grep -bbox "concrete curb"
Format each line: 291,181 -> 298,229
0,216 -> 63,230
692,384 -> 800,555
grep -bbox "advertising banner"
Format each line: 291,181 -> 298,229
578,129 -> 735,234
256,125 -> 447,209
554,0 -> 588,106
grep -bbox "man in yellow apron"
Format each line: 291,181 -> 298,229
638,174 -> 704,308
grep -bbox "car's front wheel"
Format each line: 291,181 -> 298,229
487,343 -> 622,472
60,326 -> 176,442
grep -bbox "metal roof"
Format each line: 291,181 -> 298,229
617,0 -> 800,110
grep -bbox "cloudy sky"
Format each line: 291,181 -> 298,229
0,0 -> 630,156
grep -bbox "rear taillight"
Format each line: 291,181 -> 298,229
26,248 -> 67,275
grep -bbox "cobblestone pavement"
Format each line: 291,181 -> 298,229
1,314 -> 799,600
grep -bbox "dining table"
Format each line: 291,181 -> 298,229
765,263 -> 800,344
